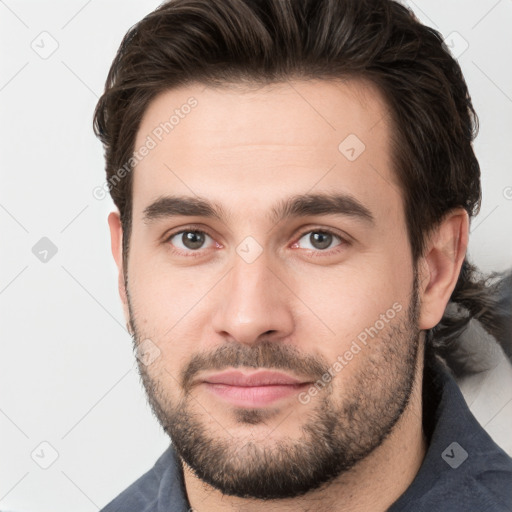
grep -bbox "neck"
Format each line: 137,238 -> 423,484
183,343 -> 427,512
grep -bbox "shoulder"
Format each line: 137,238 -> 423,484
390,350 -> 512,511
415,447 -> 512,512
100,466 -> 160,512
100,445 -> 189,512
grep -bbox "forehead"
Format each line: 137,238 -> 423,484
131,79 -> 401,224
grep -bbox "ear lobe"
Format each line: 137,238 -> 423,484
108,211 -> 128,308
418,209 -> 469,330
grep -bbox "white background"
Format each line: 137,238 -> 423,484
1,0 -> 511,510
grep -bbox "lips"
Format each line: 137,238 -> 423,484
201,370 -> 310,408
203,370 -> 305,386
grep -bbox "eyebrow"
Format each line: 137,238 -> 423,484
269,192 -> 374,226
143,195 -> 226,223
142,192 -> 375,226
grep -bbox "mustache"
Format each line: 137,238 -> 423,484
180,340 -> 331,392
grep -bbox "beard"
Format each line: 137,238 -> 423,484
128,275 -> 421,500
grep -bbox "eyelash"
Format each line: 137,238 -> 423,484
164,226 -> 350,258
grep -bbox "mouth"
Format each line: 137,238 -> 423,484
200,369 -> 311,408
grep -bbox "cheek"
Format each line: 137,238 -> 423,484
127,250 -> 220,370
289,251 -> 412,354
128,245 -> 209,323
290,265 -> 415,403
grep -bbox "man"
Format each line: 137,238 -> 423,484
93,0 -> 512,510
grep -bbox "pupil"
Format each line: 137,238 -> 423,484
183,231 -> 204,249
310,232 -> 332,250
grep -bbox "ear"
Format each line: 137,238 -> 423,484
108,211 -> 130,326
417,208 -> 469,330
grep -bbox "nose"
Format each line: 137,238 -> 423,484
211,255 -> 295,346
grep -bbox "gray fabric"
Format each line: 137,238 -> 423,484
388,349 -> 512,511
100,441 -> 190,512
100,350 -> 512,511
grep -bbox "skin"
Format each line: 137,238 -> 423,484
108,79 -> 468,511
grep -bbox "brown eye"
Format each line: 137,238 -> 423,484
296,230 -> 344,251
309,232 -> 332,250
168,230 -> 213,251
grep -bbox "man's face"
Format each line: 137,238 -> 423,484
123,79 -> 422,498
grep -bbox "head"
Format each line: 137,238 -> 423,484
93,0 -> 479,500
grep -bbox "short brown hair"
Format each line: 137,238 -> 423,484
93,0 -> 498,370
